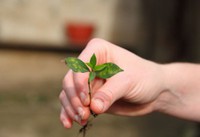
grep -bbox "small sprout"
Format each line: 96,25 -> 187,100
65,53 -> 123,137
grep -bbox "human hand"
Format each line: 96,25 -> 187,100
59,38 -> 166,128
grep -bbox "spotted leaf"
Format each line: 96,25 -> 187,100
94,64 -> 106,71
96,63 -> 123,79
65,57 -> 90,73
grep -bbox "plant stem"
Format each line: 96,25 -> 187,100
78,81 -> 97,137
88,81 -> 97,117
88,81 -> 91,98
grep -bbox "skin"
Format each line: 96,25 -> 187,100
59,38 -> 200,128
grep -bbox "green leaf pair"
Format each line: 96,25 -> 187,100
65,54 -> 123,83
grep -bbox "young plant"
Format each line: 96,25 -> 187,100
65,53 -> 123,137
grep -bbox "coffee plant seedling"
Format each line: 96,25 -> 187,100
65,53 -> 123,137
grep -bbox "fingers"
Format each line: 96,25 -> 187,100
73,72 -> 90,106
60,71 -> 90,128
60,106 -> 89,128
59,90 -> 79,121
60,107 -> 73,128
59,89 -> 90,126
90,73 -> 130,114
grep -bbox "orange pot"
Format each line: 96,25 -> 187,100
66,22 -> 94,46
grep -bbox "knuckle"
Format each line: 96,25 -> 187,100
59,91 -> 65,100
62,77 -> 68,90
69,97 -> 79,107
123,74 -> 133,88
64,106 -> 74,118
104,89 -> 114,102
97,89 -> 113,104
62,71 -> 73,90
75,80 -> 86,93
73,74 -> 88,93
87,38 -> 101,46
86,38 -> 105,49
60,113 -> 64,121
73,78 -> 83,91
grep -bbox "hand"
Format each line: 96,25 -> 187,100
59,38 -> 166,128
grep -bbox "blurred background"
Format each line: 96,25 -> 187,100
0,0 -> 200,137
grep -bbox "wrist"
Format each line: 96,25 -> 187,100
154,63 -> 200,121
154,63 -> 183,114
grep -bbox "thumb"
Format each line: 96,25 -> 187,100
91,74 -> 130,114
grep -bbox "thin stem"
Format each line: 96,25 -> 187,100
78,74 -> 98,137
88,81 -> 97,117
88,81 -> 92,98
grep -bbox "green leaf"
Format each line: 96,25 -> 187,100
89,54 -> 97,69
86,62 -> 93,69
88,71 -> 96,83
96,63 -> 123,79
65,57 -> 90,73
94,64 -> 106,71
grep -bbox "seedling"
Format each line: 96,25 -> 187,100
65,53 -> 123,137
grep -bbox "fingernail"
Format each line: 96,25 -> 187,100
74,115 -> 81,123
80,92 -> 89,105
80,92 -> 86,102
63,120 -> 71,128
63,121 -> 70,128
93,98 -> 104,112
77,107 -> 85,119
